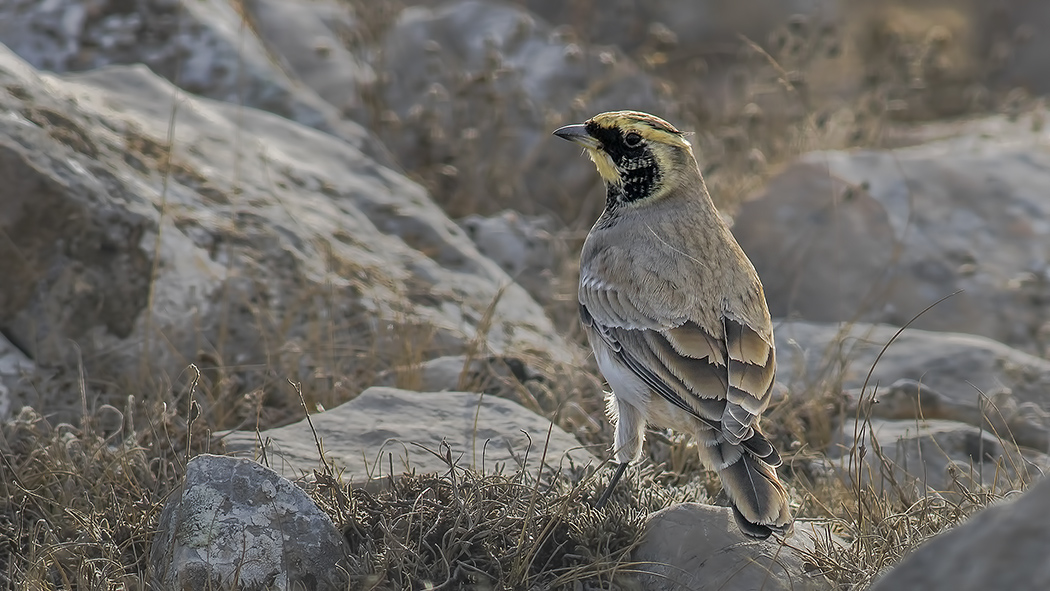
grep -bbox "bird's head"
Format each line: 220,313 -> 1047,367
553,110 -> 699,207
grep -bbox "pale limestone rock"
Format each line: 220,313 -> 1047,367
222,386 -> 596,481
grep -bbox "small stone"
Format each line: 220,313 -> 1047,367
150,454 -> 350,591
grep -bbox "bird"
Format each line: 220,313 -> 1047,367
553,110 -> 792,538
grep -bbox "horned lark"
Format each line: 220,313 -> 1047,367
554,111 -> 791,538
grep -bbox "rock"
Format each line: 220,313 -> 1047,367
0,45 -> 574,413
736,123 -> 1050,352
373,354 -> 545,394
821,418 -> 1046,496
850,379 -> 1050,453
990,1 -> 1050,95
0,334 -> 34,419
774,321 -> 1050,412
374,0 -> 676,221
0,0 -> 384,161
868,476 -> 1050,591
408,0 -> 838,57
392,1 -> 1045,124
239,0 -> 376,121
777,321 -> 1050,496
373,355 -> 604,439
460,210 -> 557,302
221,386 -> 596,481
150,454 -> 350,591
628,503 -> 829,591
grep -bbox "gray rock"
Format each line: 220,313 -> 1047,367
0,0 -> 384,160
628,503 -> 829,591
375,0 -> 676,221
373,354 -> 545,394
821,418 -> 1046,497
970,0 -> 1050,96
150,454 -> 350,591
775,321 -> 1050,411
0,45 -> 573,412
777,321 -> 1050,496
737,123 -> 1050,352
372,355 -> 603,439
221,386 -> 595,481
406,0 -> 838,56
0,334 -> 34,419
868,476 -> 1050,591
849,379 -> 1050,453
460,210 -> 556,302
240,0 -> 376,121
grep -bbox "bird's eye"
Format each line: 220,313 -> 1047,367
624,132 -> 642,147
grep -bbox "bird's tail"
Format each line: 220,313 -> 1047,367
700,428 -> 792,539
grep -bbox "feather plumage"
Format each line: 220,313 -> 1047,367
557,110 -> 792,537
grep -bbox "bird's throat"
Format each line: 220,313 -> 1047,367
587,148 -> 623,186
604,161 -> 660,209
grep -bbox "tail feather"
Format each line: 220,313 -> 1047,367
742,433 -> 781,467
700,430 -> 792,539
719,452 -> 791,538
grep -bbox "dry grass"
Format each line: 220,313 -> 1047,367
2,2 -> 1047,590
307,443 -> 680,590
0,401 -> 198,589
2,357 -> 1036,589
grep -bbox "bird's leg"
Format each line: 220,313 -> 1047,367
595,397 -> 646,508
595,463 -> 629,509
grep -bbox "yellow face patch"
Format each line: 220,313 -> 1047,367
585,147 -> 624,185
579,111 -> 691,186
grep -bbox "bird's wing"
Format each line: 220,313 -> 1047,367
579,250 -> 777,451
720,309 -> 777,445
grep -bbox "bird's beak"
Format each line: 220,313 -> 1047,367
553,124 -> 600,150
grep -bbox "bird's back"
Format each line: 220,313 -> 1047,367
580,185 -> 771,342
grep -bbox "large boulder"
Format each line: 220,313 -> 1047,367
868,476 -> 1050,591
0,0 -> 382,160
776,321 -> 1050,495
739,120 -> 1050,353
221,386 -> 596,481
775,321 -> 1050,411
0,45 -> 575,415
374,0 -> 677,221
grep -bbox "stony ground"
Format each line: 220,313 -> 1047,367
1,0 -> 1050,589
